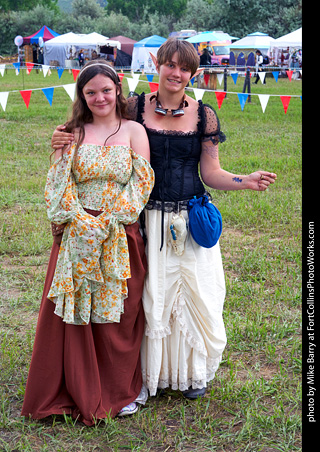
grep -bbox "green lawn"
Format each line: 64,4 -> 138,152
0,67 -> 302,451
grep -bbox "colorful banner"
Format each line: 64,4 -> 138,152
0,65 -> 301,114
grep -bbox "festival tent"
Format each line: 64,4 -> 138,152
110,35 -> 137,56
43,32 -> 121,66
23,25 -> 60,45
269,28 -> 302,68
270,28 -> 302,49
131,35 -> 166,72
186,31 -> 238,43
229,32 -> 275,50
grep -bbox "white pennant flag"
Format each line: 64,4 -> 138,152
0,64 -> 5,77
259,72 -> 266,84
15,69 -> 19,76
192,88 -> 205,102
132,73 -> 140,81
127,78 -> 139,93
217,72 -> 224,86
42,65 -> 50,77
258,94 -> 270,113
0,92 -> 9,111
63,83 -> 76,101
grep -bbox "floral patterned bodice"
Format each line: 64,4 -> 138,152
44,144 -> 154,325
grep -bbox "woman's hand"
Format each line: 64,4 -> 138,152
51,125 -> 74,150
245,171 -> 277,191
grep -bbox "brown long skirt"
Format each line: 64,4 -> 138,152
21,215 -> 146,426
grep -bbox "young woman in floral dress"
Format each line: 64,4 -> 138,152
21,60 -> 154,424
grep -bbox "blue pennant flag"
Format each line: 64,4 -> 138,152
42,87 -> 54,106
146,74 -> 154,82
13,62 -> 20,73
237,93 -> 248,111
231,72 -> 238,84
57,68 -> 64,79
190,76 -> 195,86
272,71 -> 279,82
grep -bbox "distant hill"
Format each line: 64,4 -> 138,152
57,0 -> 107,13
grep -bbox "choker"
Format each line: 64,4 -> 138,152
150,92 -> 188,117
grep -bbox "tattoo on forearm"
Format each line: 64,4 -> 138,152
202,138 -> 219,159
232,177 -> 242,183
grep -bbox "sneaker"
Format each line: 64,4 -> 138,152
182,387 -> 206,399
117,402 -> 139,417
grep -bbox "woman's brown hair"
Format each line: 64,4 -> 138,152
156,37 -> 200,77
64,60 -> 128,150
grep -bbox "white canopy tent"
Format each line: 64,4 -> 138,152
131,35 -> 166,72
44,32 -> 121,67
270,28 -> 302,49
229,32 -> 275,51
270,28 -> 302,68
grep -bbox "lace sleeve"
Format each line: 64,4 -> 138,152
201,104 -> 226,145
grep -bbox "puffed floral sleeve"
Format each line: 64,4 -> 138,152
44,144 -> 154,325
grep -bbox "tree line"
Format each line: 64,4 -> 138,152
0,0 -> 302,55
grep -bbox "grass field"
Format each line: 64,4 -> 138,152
0,67 -> 302,451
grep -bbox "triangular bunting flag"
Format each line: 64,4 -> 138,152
72,69 -> 80,81
286,70 -> 293,81
280,96 -> 291,114
146,74 -> 154,82
190,76 -> 195,86
63,83 -> 76,101
26,62 -> 34,74
0,92 -> 9,111
272,71 -> 279,82
149,82 -> 159,93
0,64 -> 5,77
231,72 -> 238,84
132,73 -> 140,81
237,93 -> 248,111
258,94 -> 270,113
192,88 -> 205,102
215,91 -> 226,110
20,90 -> 32,109
57,68 -> 64,79
203,73 -> 210,86
42,87 -> 54,106
127,78 -> 139,93
258,72 -> 266,84
118,73 -> 124,82
13,62 -> 20,74
42,65 -> 50,77
217,73 -> 224,86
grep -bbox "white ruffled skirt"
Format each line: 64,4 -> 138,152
141,209 -> 227,396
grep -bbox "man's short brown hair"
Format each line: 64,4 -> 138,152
156,38 -> 200,78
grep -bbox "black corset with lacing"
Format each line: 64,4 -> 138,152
127,92 -> 226,249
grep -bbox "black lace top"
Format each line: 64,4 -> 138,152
127,92 -> 225,205
127,92 -> 226,248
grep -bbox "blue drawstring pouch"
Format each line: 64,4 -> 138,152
187,195 -> 222,248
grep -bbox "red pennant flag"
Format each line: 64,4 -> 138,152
215,91 -> 226,110
286,70 -> 293,81
149,82 -> 159,93
20,90 -> 32,109
118,73 -> 124,81
280,96 -> 291,114
204,73 -> 210,86
26,62 -> 34,74
72,69 -> 80,81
